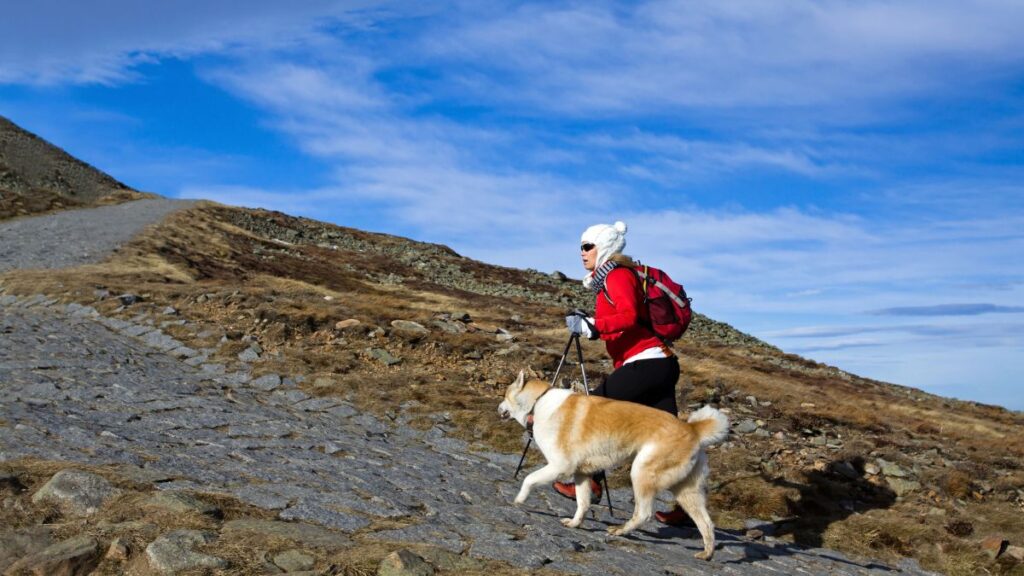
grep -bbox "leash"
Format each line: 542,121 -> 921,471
512,333 -> 615,518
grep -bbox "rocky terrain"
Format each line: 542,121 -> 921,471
0,115 -> 152,220
1,116 -> 1023,575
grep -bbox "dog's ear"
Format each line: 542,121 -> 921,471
512,369 -> 525,391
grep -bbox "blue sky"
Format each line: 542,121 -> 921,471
2,1 -> 1022,409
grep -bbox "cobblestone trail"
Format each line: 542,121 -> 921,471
0,293 -> 937,575
0,198 -> 193,272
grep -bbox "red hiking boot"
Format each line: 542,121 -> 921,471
655,506 -> 695,527
552,479 -> 602,501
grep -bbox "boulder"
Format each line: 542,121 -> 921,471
145,530 -> 227,574
377,549 -> 434,576
31,469 -> 121,516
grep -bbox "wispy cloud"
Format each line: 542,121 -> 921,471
0,0 -> 391,85
871,304 -> 1024,317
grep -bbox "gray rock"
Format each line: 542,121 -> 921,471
31,469 -> 121,516
222,519 -> 349,549
877,458 -> 909,478
251,373 -> 283,391
145,491 -> 221,517
238,347 -> 261,362
369,348 -> 402,366
118,293 -> 142,306
734,419 -> 758,434
391,320 -> 429,334
833,461 -> 860,481
279,500 -> 370,531
273,549 -> 316,572
378,549 -> 434,576
887,477 -> 922,497
145,530 -> 228,573
0,526 -> 54,572
3,535 -> 98,576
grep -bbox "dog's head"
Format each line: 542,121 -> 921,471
498,370 -> 547,427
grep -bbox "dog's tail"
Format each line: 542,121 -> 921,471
687,405 -> 729,448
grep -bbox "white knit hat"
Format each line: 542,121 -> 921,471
581,220 -> 627,269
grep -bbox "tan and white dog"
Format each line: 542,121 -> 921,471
498,370 -> 729,560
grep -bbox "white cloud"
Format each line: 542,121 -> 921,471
0,0 -> 392,85
421,0 -> 1024,112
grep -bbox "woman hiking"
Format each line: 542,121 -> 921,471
559,220 -> 691,526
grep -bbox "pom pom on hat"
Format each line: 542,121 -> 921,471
581,220 -> 628,268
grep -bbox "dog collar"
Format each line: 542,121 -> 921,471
525,387 -> 554,434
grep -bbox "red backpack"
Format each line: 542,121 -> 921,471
604,264 -> 693,343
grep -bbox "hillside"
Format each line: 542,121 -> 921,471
0,115 -> 151,220
2,200 -> 1022,575
0,115 -> 1022,575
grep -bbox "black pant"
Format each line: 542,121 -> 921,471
594,356 -> 680,416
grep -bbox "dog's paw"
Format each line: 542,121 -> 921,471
606,526 -> 626,537
561,517 -> 581,528
513,493 -> 527,506
694,550 -> 714,561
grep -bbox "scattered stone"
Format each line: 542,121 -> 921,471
864,462 -> 881,476
877,458 -> 909,478
162,306 -> 178,315
369,348 -> 402,366
0,527 -> 54,573
222,520 -> 348,549
378,549 -> 434,576
238,347 -> 261,362
981,536 -> 1009,559
4,535 -> 98,576
118,293 -> 142,306
450,311 -> 471,322
144,491 -> 222,517
251,373 -> 283,391
833,461 -> 860,481
810,436 -> 828,446
334,319 -> 361,331
105,538 -> 129,562
463,350 -> 482,360
430,319 -> 467,334
313,376 -> 335,389
734,419 -> 758,434
31,469 -> 121,516
391,320 -> 429,334
1005,545 -> 1024,562
145,530 -> 228,573
93,289 -> 110,300
273,549 -> 316,572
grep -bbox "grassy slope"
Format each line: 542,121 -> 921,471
2,202 -> 1022,575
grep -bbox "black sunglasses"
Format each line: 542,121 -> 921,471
580,243 -> 595,251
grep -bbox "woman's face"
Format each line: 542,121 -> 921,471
581,242 -> 597,271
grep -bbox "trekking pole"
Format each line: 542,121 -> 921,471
513,333 -> 577,479
572,334 -> 615,518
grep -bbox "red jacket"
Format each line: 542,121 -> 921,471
592,266 -> 667,368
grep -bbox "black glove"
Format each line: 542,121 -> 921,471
566,313 -> 599,340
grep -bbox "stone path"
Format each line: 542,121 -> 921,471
0,198 -> 193,272
0,203 -> 940,575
